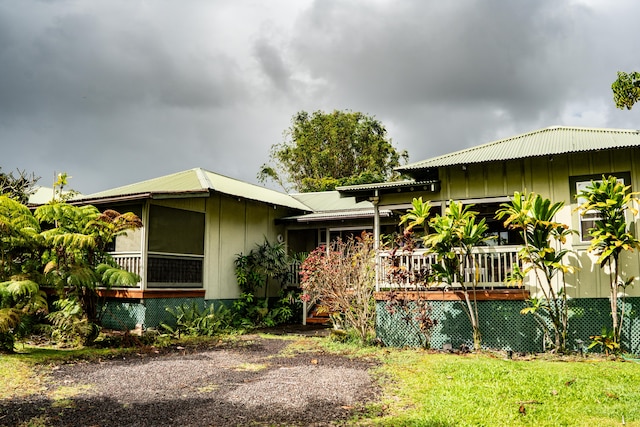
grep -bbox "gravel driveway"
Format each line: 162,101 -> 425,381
1,333 -> 381,426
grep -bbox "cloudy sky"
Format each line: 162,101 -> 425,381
2,0 -> 639,195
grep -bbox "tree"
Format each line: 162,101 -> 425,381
258,110 -> 408,192
0,168 -> 40,204
496,192 -> 575,353
612,71 -> 640,110
35,202 -> 142,326
0,195 -> 47,352
423,201 -> 491,351
576,176 -> 640,349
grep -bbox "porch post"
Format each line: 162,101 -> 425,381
372,190 -> 380,292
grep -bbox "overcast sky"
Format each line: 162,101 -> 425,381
2,0 -> 639,195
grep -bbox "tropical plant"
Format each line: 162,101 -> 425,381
576,175 -> 640,348
233,239 -> 298,329
300,232 -> 377,344
47,297 -> 99,347
588,327 -> 620,356
420,201 -> 491,351
496,191 -> 575,353
0,279 -> 48,352
0,195 -> 47,352
234,238 -> 291,297
35,202 -> 142,327
161,302 -> 233,338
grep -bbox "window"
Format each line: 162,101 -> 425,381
570,172 -> 631,242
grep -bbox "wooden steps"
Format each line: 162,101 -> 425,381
305,305 -> 331,325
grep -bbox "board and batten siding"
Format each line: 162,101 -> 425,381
377,148 -> 640,299
204,193 -> 289,301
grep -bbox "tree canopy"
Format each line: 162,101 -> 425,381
258,110 -> 408,192
0,168 -> 40,204
612,71 -> 640,110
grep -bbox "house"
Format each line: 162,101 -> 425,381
71,168 -> 383,330
72,168 -> 311,329
338,126 -> 640,351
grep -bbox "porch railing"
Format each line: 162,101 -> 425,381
376,246 -> 522,291
110,251 -> 142,279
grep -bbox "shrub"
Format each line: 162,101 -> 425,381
300,232 -> 376,344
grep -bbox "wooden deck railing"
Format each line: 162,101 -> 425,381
376,246 -> 522,291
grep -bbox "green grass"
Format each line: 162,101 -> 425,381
365,349 -> 640,427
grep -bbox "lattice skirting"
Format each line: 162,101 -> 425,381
99,298 -> 233,330
376,298 -> 640,354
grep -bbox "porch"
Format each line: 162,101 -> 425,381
376,246 -> 523,291
105,251 -> 205,298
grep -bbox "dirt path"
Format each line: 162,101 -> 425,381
1,335 -> 381,426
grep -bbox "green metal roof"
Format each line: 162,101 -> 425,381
75,168 -> 310,211
398,126 -> 640,172
290,191 -> 374,211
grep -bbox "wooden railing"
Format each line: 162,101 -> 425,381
110,252 -> 142,278
376,246 -> 522,291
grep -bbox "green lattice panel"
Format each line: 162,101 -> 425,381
376,298 -> 640,354
99,301 -> 146,330
144,297 -> 206,328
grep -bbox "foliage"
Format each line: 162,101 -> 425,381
399,196 -> 432,235
0,167 -> 40,204
0,195 -> 48,352
35,202 -> 142,323
47,298 -> 100,347
232,239 -> 300,329
161,302 -> 233,338
300,232 -> 376,344
406,199 -> 491,351
589,327 -> 621,356
234,238 -> 291,296
576,175 -> 640,348
258,110 -> 408,192
496,191 -> 575,353
612,71 -> 640,110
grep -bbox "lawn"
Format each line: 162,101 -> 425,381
366,349 -> 640,427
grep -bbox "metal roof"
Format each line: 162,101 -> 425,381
283,208 -> 392,223
336,179 -> 439,193
290,191 -> 374,211
74,168 -> 310,211
398,126 -> 640,172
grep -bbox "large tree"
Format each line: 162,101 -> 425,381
612,71 -> 640,110
259,110 -> 408,192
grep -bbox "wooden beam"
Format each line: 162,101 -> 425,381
96,288 -> 206,299
374,288 -> 529,301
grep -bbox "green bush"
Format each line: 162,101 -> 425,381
161,302 -> 233,338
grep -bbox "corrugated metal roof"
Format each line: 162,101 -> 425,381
336,180 -> 439,192
76,168 -> 310,211
290,191 -> 373,211
283,208 -> 391,222
399,126 -> 640,171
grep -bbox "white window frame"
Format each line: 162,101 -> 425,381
575,177 -> 625,242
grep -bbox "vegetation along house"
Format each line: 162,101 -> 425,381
338,126 -> 640,352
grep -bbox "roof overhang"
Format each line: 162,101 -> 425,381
336,180 -> 440,202
68,190 -> 211,206
279,208 -> 392,223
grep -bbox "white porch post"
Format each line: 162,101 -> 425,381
372,190 -> 380,292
